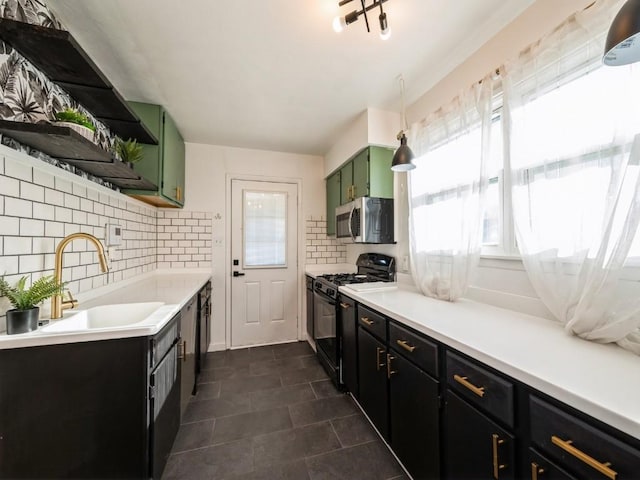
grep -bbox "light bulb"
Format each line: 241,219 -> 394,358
379,12 -> 390,40
333,16 -> 346,33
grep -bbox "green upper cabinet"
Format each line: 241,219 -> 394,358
340,161 -> 353,204
326,170 -> 341,235
325,145 -> 395,236
124,102 -> 185,208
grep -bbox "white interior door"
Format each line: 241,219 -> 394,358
230,179 -> 298,347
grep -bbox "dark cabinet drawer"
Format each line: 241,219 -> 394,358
528,448 -> 577,480
389,321 -> 438,377
357,304 -> 387,341
446,351 -> 515,428
530,396 -> 640,480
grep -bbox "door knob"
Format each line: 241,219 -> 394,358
233,271 -> 245,277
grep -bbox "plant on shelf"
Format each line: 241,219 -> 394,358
54,107 -> 96,142
114,138 -> 144,167
0,275 -> 64,335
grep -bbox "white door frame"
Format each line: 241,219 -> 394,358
224,173 -> 304,349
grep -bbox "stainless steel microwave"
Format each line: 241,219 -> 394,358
335,197 -> 394,244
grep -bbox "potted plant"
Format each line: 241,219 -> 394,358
0,275 -> 64,335
114,138 -> 144,168
54,107 -> 96,142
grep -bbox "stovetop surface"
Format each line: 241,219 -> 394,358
317,273 -> 377,286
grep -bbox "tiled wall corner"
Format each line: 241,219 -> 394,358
305,214 -> 346,265
0,152 -> 157,331
156,210 -> 213,269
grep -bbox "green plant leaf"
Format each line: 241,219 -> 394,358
0,274 -> 63,310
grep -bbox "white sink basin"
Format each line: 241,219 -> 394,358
41,302 -> 165,333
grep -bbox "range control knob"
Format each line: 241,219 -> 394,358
327,288 -> 334,297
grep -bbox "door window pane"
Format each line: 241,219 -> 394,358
244,191 -> 287,267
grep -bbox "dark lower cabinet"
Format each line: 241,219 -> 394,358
389,351 -> 440,480
444,391 -> 515,480
0,314 -> 181,479
358,326 -> 389,440
339,295 -> 357,396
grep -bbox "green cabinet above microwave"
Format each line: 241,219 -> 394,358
124,102 -> 185,208
326,146 -> 394,235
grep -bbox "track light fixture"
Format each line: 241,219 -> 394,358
333,0 -> 391,39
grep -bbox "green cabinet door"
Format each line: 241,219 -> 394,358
352,148 -> 369,200
161,111 -> 185,205
368,146 -> 394,198
326,170 -> 341,235
340,162 -> 353,204
124,102 -> 185,207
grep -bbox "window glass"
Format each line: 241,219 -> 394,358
244,191 -> 287,267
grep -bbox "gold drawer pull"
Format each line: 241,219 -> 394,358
551,436 -> 617,480
386,353 -> 397,379
531,462 -> 545,480
492,433 -> 506,479
376,347 -> 385,371
361,317 -> 374,326
454,374 -> 485,397
396,339 -> 416,352
340,302 -> 350,309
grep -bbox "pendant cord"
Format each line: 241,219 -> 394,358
399,74 -> 408,132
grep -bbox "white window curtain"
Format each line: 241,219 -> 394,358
407,76 -> 494,301
502,0 -> 640,354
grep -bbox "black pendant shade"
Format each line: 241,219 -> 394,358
604,0 -> 640,65
391,133 -> 415,171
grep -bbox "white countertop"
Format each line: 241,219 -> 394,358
0,271 -> 211,349
340,283 -> 640,440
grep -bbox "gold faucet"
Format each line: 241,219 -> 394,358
51,233 -> 109,319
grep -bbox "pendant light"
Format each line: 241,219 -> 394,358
604,0 -> 640,65
391,75 -> 416,171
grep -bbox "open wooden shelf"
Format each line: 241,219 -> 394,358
0,120 -> 157,191
0,18 -> 158,145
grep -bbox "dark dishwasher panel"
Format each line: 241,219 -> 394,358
149,312 -> 181,480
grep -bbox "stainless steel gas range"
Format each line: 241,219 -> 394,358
312,253 -> 395,388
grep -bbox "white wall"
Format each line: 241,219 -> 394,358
342,0 -> 640,320
184,142 -> 325,350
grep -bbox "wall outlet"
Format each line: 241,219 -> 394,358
401,255 -> 409,273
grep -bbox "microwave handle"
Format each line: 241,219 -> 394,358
348,206 -> 355,240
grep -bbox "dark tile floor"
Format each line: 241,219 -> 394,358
162,341 -> 407,480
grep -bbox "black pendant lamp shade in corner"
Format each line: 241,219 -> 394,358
391,133 -> 415,171
604,0 -> 640,65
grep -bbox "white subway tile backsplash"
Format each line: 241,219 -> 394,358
33,203 -> 55,221
20,218 -> 45,237
44,220 -> 65,237
20,181 -> 44,202
54,176 -> 72,193
304,218 -> 346,265
4,236 -> 31,255
4,158 -> 32,182
6,197 -> 32,218
64,193 -> 80,209
0,175 -> 19,197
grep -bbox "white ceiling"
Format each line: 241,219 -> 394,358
48,0 -> 533,155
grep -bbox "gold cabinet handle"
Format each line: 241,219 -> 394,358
376,346 -> 385,371
352,184 -> 357,199
454,374 -> 486,397
386,353 -> 397,379
340,302 -> 350,309
531,462 -> 545,480
361,317 -> 374,326
551,436 -> 617,480
396,339 -> 416,352
492,433 -> 506,479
